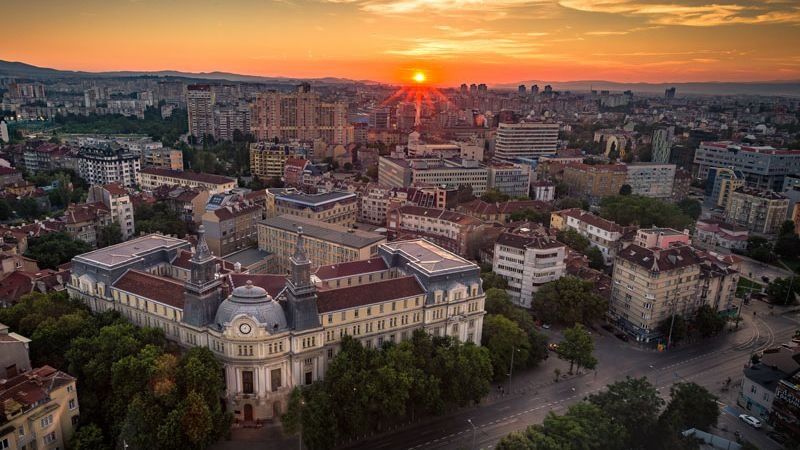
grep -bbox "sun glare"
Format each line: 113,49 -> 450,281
413,71 -> 426,83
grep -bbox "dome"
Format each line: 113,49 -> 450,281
214,280 -> 288,332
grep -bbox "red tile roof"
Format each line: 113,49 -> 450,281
565,162 -> 627,172
0,166 -> 19,175
314,257 -> 388,280
63,202 -> 110,225
461,199 -> 551,217
557,208 -> 624,233
285,158 -> 309,169
0,366 -> 75,413
617,244 -> 701,272
102,183 -> 127,196
0,271 -> 33,303
397,205 -> 482,226
141,168 -> 235,185
228,273 -> 287,297
317,276 -> 424,313
112,270 -> 186,309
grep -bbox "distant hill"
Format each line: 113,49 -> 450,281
0,60 -> 375,85
499,79 -> 800,97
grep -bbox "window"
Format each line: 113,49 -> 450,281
17,426 -> 24,437
0,438 -> 8,450
242,371 -> 254,394
69,399 -> 76,410
43,432 -> 56,445
271,369 -> 282,392
327,314 -> 333,324
41,414 -> 54,428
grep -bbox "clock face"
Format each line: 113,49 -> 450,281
239,323 -> 252,334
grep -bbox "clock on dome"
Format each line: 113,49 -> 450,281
239,323 -> 252,334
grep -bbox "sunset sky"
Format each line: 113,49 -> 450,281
3,0 -> 800,85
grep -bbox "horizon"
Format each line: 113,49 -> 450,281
3,0 -> 800,85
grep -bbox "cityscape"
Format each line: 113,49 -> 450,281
2,1 -> 800,450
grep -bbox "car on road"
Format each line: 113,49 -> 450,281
548,343 -> 559,351
541,323 -> 551,329
739,414 -> 762,429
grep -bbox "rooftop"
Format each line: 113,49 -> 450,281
73,234 -> 189,267
315,257 -> 388,280
617,244 -> 701,272
397,205 -> 482,226
221,247 -> 273,267
141,168 -> 235,185
317,276 -> 424,313
381,239 -> 476,274
260,215 -> 385,249
112,270 -> 186,309
276,190 -> 357,207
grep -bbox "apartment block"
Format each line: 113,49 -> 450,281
77,147 -> 141,188
140,168 -> 236,194
550,208 -> 628,263
250,142 -> 309,180
625,163 -> 676,198
493,122 -> 559,160
202,201 -> 263,257
693,141 -> 800,191
386,205 -> 497,258
725,187 -> 790,235
187,84 -> 215,141
561,163 -> 627,201
87,183 -> 135,240
266,189 -> 358,227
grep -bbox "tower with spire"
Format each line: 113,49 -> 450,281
285,226 -> 320,330
183,225 -> 223,327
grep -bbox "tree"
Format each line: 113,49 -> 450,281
481,271 -> 509,290
766,277 -> 799,305
599,195 -> 693,230
781,220 -> 796,236
619,184 -> 632,195
70,424 -> 107,450
97,223 -> 123,248
585,246 -> 605,270
556,228 -> 590,252
482,315 -> 530,379
24,232 -> 93,269
746,236 -> 776,263
677,198 -> 702,220
658,314 -> 688,344
481,189 -> 510,203
509,208 -> 548,224
0,198 -> 10,220
534,277 -> 608,326
692,305 -> 726,337
484,288 -> 549,368
556,197 -> 588,210
485,288 -> 515,316
135,203 -> 188,237
660,382 -> 719,432
557,324 -> 596,373
588,377 -> 664,449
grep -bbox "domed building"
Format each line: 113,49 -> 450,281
68,227 -> 487,424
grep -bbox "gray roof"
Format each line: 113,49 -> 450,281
260,215 -> 385,249
73,234 -> 188,267
222,248 -> 273,267
214,281 -> 288,332
381,239 -> 476,274
276,190 -> 356,207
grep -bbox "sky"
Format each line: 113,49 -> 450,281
2,0 -> 800,85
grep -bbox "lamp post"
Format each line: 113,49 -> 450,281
666,289 -> 681,349
299,399 -> 305,450
507,346 -> 520,394
467,419 -> 477,450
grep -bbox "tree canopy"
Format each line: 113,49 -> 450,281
557,323 -> 597,374
599,195 -> 693,229
135,202 -> 189,237
24,232 -> 92,269
534,276 -> 608,326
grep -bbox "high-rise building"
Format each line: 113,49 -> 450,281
518,85 -> 527,95
250,84 -> 348,145
693,141 -> 800,191
725,187 -> 789,235
87,183 -> 135,240
531,85 -> 539,96
459,84 -> 468,95
215,103 -> 251,141
186,85 -> 215,141
652,127 -> 674,164
368,107 -> 391,129
665,87 -> 676,98
77,147 -> 141,187
625,163 -> 676,199
494,122 -> 559,160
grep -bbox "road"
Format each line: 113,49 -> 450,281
345,301 -> 798,450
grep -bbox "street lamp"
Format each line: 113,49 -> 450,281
467,419 -> 477,450
507,346 -> 521,394
299,399 -> 305,450
666,289 -> 682,349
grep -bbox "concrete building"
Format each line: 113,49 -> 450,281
283,158 -> 310,187
378,157 -> 490,196
140,168 -> 236,194
250,84 -> 349,145
458,199 -> 551,224
0,120 -> 8,143
258,215 -> 386,273
215,103 -> 251,142
561,163 -> 627,201
493,122 -> 559,160
143,148 -> 184,171
738,349 -> 800,420
704,167 -> 745,209
77,147 -> 141,188
87,183 -> 135,240
487,163 -> 532,198
386,206 -> 497,258
610,244 -> 702,343
652,127 -> 674,164
551,209 -> 628,263
202,201 -> 263,257
67,233 -> 486,423
0,365 -> 80,450
62,202 -> 112,246
492,227 -> 567,308
250,142 -> 309,180
693,141 -> 800,191
266,189 -> 358,227
531,181 -> 555,202
22,144 -> 75,173
634,227 -> 690,250
187,84 -> 216,141
625,163 -> 676,198
694,219 -> 749,251
725,187 -> 789,235
0,323 -> 31,378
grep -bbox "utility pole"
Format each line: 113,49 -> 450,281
784,273 -> 795,306
667,289 -> 681,349
507,346 -> 519,394
468,419 -> 477,450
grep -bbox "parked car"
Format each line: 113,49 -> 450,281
739,414 -> 762,429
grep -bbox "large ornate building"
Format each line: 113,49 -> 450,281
67,230 -> 486,423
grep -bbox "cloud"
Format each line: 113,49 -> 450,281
584,30 -> 629,35
558,0 -> 800,26
384,36 -> 544,58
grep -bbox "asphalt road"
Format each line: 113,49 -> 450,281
345,301 -> 798,450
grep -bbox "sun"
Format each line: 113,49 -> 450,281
413,71 -> 426,84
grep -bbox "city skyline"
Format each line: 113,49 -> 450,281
3,0 -> 800,85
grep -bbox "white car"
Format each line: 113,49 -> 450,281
739,414 -> 762,429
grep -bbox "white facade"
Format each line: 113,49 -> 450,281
494,122 -> 559,160
87,185 -> 135,240
187,85 -> 216,140
563,212 -> 624,263
77,149 -> 141,188
492,233 -> 567,308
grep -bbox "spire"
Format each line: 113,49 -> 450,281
292,226 -> 309,263
194,225 -> 212,261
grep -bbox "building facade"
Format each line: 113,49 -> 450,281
258,215 -> 386,273
693,142 -> 800,191
625,163 -> 676,199
266,189 -> 358,227
187,84 -> 216,141
202,202 -> 263,257
378,157 -> 490,196
493,122 -> 559,160
724,187 -> 789,235
77,147 -> 141,188
492,229 -> 566,308
551,208 -> 627,263
561,163 -> 627,201
249,142 -> 308,180
67,233 -> 485,424
140,168 -> 236,194
87,183 -> 135,240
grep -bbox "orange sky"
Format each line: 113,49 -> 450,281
3,0 -> 800,85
